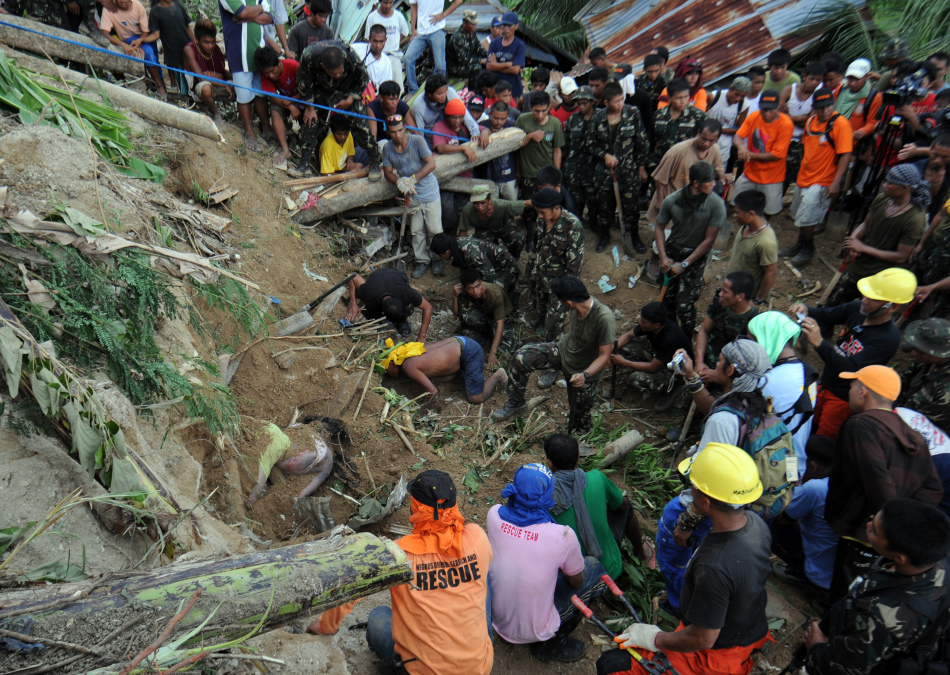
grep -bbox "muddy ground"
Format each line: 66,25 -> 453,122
0,106 -> 857,672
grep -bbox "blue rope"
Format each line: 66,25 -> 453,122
0,17 -> 469,140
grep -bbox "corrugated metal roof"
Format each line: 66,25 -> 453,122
577,0 -> 864,86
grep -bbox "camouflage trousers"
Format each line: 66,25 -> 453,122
566,178 -> 590,224
532,275 -> 569,341
660,254 -> 708,335
484,266 -> 521,295
621,338 -> 674,396
301,100 -> 380,162
506,342 -> 598,433
594,185 -> 640,240
519,177 -> 539,249
825,269 -> 862,307
474,221 -> 526,259
459,307 -> 516,355
921,238 -> 950,287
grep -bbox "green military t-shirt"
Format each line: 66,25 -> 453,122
552,469 -> 625,579
725,225 -> 779,295
459,199 -> 525,234
656,190 -> 726,252
559,299 -> 616,378
469,282 -> 512,321
849,193 -> 926,279
516,112 -> 565,180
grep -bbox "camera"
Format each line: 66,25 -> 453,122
883,68 -> 930,108
667,352 -> 686,373
796,312 -> 807,325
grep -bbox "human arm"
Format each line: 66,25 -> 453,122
552,146 -> 562,168
367,106 -> 378,138
429,0 -> 462,24
916,274 -> 950,302
693,316 -> 713,380
487,319 -> 504,369
912,210 -> 945,261
569,343 -> 613,387
434,139 -> 478,163
610,351 -> 664,373
414,140 -> 437,180
345,274 -> 366,321
416,296 -> 433,342
675,349 -> 717,415
672,225 -> 719,274
409,1 -> 417,37
401,359 -> 438,404
827,151 -> 851,196
778,85 -> 792,113
756,263 -> 777,301
405,109 -> 419,132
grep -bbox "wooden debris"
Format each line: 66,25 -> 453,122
209,187 -> 239,204
783,260 -> 803,278
600,428 -> 645,468
798,281 -> 823,298
284,169 -> 369,190
331,369 -> 367,417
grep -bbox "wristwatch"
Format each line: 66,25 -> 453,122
680,260 -> 690,268
582,371 -> 590,380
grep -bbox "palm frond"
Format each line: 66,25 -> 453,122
792,0 -> 883,68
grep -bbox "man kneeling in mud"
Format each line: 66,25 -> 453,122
382,336 -> 508,408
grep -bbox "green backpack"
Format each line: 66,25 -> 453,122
707,391 -> 797,519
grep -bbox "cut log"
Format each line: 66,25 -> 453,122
600,428 -> 645,468
284,169 -> 369,189
1,46 -> 223,142
440,177 -> 500,197
0,15 -> 134,75
0,530 -> 410,673
294,127 -> 525,223
345,205 -> 421,217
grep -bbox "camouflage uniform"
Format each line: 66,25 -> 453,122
297,42 -> 380,163
588,105 -> 649,240
6,0 -> 100,37
805,560 -> 950,675
445,29 -> 484,82
900,318 -> 950,430
621,338 -> 674,396
634,74 -> 669,111
702,295 -> 759,365
530,210 -> 585,340
456,238 -> 520,293
472,221 -> 526,260
457,300 -> 516,355
563,111 -> 597,225
506,343 -> 599,433
649,105 -> 706,169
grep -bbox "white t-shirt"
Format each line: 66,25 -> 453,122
409,0 -> 445,36
363,9 -> 409,54
761,362 -> 816,476
896,407 -> 950,456
787,83 -> 814,139
365,51 -> 394,88
745,93 -> 761,114
706,90 -> 746,158
486,505 -> 585,644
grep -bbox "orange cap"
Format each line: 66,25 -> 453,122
445,98 -> 467,116
840,365 -> 901,401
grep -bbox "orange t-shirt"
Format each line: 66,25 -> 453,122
797,113 -> 854,188
657,87 -> 708,112
391,523 -> 493,675
735,111 -> 794,185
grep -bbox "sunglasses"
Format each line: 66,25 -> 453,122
385,114 -> 404,124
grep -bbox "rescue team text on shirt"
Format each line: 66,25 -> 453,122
414,553 -> 483,590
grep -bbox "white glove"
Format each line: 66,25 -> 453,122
396,176 -> 416,195
614,623 -> 662,651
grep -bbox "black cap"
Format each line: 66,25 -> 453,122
612,63 -> 632,78
531,187 -> 561,209
688,160 -> 716,183
759,89 -> 779,110
812,87 -> 835,108
408,470 -> 457,520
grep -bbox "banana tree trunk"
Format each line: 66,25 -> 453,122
0,531 -> 409,671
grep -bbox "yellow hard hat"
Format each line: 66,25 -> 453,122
678,443 -> 763,505
857,268 -> 917,304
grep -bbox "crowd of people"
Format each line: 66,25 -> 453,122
8,0 -> 950,672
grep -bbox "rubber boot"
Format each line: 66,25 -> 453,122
779,234 -> 803,258
792,239 -> 815,266
290,149 -> 313,178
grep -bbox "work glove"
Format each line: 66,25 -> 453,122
396,176 -> 416,195
614,623 -> 662,651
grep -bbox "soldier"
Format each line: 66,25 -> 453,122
653,161 -> 726,334
563,85 -> 597,226
525,188 -> 585,343
588,80 -> 650,253
446,9 -> 485,82
430,233 -> 520,293
457,185 -> 528,258
900,318 -> 950,430
491,276 -> 615,434
453,268 -> 516,368
6,0 -> 102,40
694,271 -> 759,382
803,499 -> 950,675
293,43 -> 381,179
649,77 -> 706,170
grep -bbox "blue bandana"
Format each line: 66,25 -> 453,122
498,463 -> 556,527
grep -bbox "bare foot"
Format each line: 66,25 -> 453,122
305,618 -> 338,635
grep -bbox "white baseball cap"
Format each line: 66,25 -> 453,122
845,58 -> 872,79
560,76 -> 578,96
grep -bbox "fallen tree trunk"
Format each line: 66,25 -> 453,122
1,46 -> 224,142
0,14 -> 135,76
294,127 -> 525,223
0,530 -> 410,672
441,176 -> 500,196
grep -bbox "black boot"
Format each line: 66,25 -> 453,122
596,233 -> 611,252
290,149 -> 313,177
779,234 -> 803,258
792,239 -> 815,265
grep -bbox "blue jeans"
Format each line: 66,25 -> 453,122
367,574 -> 493,670
656,495 -> 713,609
404,29 -> 446,95
553,556 -> 607,622
125,36 -> 160,68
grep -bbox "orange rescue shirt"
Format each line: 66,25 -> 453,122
735,111 -> 794,185
797,113 -> 854,188
391,523 -> 493,675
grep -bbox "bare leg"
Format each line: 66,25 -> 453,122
295,452 -> 333,499
254,96 -> 274,135
470,367 -> 508,403
246,465 -> 268,506
238,101 -> 256,139
271,108 -> 291,162
147,65 -> 167,98
199,86 -> 220,122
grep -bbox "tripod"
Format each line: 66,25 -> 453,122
847,112 -> 905,231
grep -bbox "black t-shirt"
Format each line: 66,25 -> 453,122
355,268 -> 423,318
641,320 -> 693,365
149,1 -> 192,68
679,513 -> 771,649
369,98 -> 410,141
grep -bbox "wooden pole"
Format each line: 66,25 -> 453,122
0,15 -> 135,75
294,128 -> 525,223
0,532 -> 410,673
